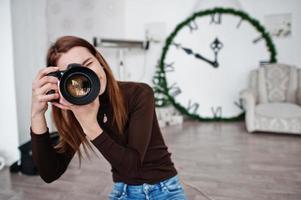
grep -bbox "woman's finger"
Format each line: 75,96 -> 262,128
37,93 -> 60,102
35,66 -> 59,80
34,76 -> 59,89
36,83 -> 59,95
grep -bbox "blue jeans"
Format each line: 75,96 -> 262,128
108,175 -> 187,200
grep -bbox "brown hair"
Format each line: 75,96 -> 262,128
46,36 -> 127,164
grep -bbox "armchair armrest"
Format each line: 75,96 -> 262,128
239,89 -> 257,132
239,89 -> 257,110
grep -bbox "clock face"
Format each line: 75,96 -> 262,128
157,8 -> 276,120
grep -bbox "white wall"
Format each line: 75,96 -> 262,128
242,0 -> 301,66
0,0 -> 20,165
46,0 -> 126,80
11,0 -> 49,145
46,0 -> 125,41
123,0 -> 197,85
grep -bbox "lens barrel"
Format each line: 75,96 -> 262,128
47,63 -> 100,105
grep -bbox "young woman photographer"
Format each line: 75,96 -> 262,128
30,36 -> 187,200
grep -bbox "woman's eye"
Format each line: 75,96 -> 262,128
86,62 -> 93,66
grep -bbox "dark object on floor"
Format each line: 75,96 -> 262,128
9,132 -> 59,175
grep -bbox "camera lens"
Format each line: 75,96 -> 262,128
47,63 -> 100,105
66,74 -> 91,97
62,65 -> 100,105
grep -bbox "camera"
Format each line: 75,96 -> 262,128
46,63 -> 100,105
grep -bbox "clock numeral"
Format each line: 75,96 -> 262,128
253,35 -> 264,44
168,82 -> 182,97
210,13 -> 222,25
164,62 -> 175,73
234,99 -> 244,110
211,106 -> 222,118
236,19 -> 243,29
187,100 -> 199,114
188,20 -> 198,33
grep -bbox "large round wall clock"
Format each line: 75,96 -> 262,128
153,7 -> 277,121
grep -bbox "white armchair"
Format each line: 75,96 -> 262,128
240,63 -> 301,134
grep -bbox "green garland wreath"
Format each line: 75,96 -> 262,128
152,7 -> 277,121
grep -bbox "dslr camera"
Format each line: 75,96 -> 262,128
46,63 -> 100,105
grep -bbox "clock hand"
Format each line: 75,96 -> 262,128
210,38 -> 223,67
194,51 -> 218,68
173,42 -> 219,68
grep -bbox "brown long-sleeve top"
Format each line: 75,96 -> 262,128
30,81 -> 177,185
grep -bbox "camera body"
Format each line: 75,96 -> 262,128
47,63 -> 100,105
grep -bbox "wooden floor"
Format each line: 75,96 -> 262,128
1,120 -> 301,200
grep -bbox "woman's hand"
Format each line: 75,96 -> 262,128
52,90 -> 103,140
31,66 -> 60,117
31,66 -> 60,134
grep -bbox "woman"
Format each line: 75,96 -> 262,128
30,36 -> 187,200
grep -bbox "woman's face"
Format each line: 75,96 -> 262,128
56,46 -> 107,104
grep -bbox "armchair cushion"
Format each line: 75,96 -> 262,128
255,103 -> 301,118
